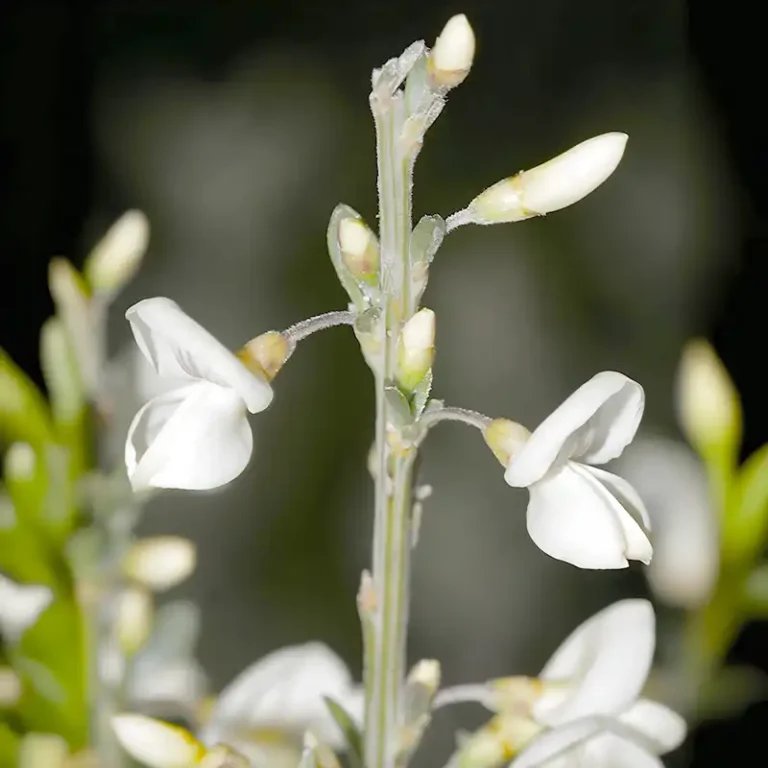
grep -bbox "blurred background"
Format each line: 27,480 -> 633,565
0,1 -> 765,766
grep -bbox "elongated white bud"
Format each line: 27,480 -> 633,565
430,14 -> 476,88
396,309 -> 436,392
112,714 -> 205,768
462,133 -> 628,226
85,210 -> 149,298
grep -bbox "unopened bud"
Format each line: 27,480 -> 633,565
84,211 -> 149,298
116,587 -> 152,655
483,419 -> 531,467
237,331 -> 291,382
408,659 -> 441,692
676,339 -> 741,459
465,133 -> 628,225
123,537 -> 196,592
396,309 -> 436,392
0,667 -> 21,706
430,14 -> 475,88
4,442 -> 36,481
339,217 -> 379,283
112,715 -> 205,768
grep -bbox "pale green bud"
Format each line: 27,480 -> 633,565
338,216 -> 380,284
483,419 -> 531,467
676,339 -> 741,459
84,210 -> 149,298
396,309 -> 436,392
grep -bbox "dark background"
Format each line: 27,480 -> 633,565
1,1 -> 766,766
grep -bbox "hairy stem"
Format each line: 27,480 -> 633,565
365,88 -> 415,768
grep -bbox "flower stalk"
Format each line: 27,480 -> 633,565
365,67 -> 418,768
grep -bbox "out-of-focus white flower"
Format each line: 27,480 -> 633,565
123,537 -> 197,592
116,587 -> 153,656
124,297 -> 274,491
491,371 -> 651,569
438,600 -> 685,768
200,642 -> 362,762
0,573 -> 52,642
462,134 -> 628,226
617,436 -> 718,608
112,714 -> 205,768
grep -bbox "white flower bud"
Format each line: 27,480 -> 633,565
465,133 -> 628,225
116,587 -> 153,655
112,714 -> 205,768
407,659 -> 441,693
676,339 -> 741,457
338,216 -> 379,283
430,14 -> 476,87
396,309 -> 436,392
123,537 -> 197,592
85,210 -> 149,298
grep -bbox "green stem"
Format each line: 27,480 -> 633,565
364,88 -> 415,768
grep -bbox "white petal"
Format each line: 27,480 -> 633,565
619,699 -> 686,754
201,642 -> 356,749
126,383 -> 253,491
510,716 -> 608,768
618,437 -> 718,608
534,599 -> 655,725
505,372 -> 644,487
127,297 -> 273,413
525,464 -> 651,569
579,731 -> 663,768
0,575 -> 52,642
112,714 -> 203,768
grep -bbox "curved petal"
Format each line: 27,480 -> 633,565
201,642 -> 356,749
505,372 -> 644,487
619,699 -> 686,754
112,714 -> 204,768
533,599 -> 655,726
127,297 -> 273,413
126,383 -> 253,491
510,716 -> 609,768
525,465 -> 651,569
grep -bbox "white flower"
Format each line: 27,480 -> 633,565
515,599 -> 685,767
113,714 -> 205,768
123,537 -> 197,592
617,436 -> 718,608
199,642 -> 362,760
504,371 -> 651,569
0,573 -> 52,642
439,600 -> 685,768
125,298 -> 274,491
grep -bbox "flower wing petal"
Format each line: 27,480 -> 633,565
510,716 -> 608,768
534,599 -> 655,726
127,297 -> 273,413
619,699 -> 686,754
126,383 -> 253,491
525,465 -> 643,569
505,372 -> 643,487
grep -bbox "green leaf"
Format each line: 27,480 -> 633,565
14,597 -> 87,750
384,386 -> 413,430
323,696 -> 363,768
411,369 -> 433,418
743,563 -> 768,614
409,215 -> 445,309
0,348 -> 54,450
0,723 -> 20,765
724,442 -> 768,563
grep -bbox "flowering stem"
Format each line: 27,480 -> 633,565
365,84 -> 415,768
284,310 -> 356,343
417,406 -> 491,435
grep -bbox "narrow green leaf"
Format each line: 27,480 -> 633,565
323,696 -> 363,768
